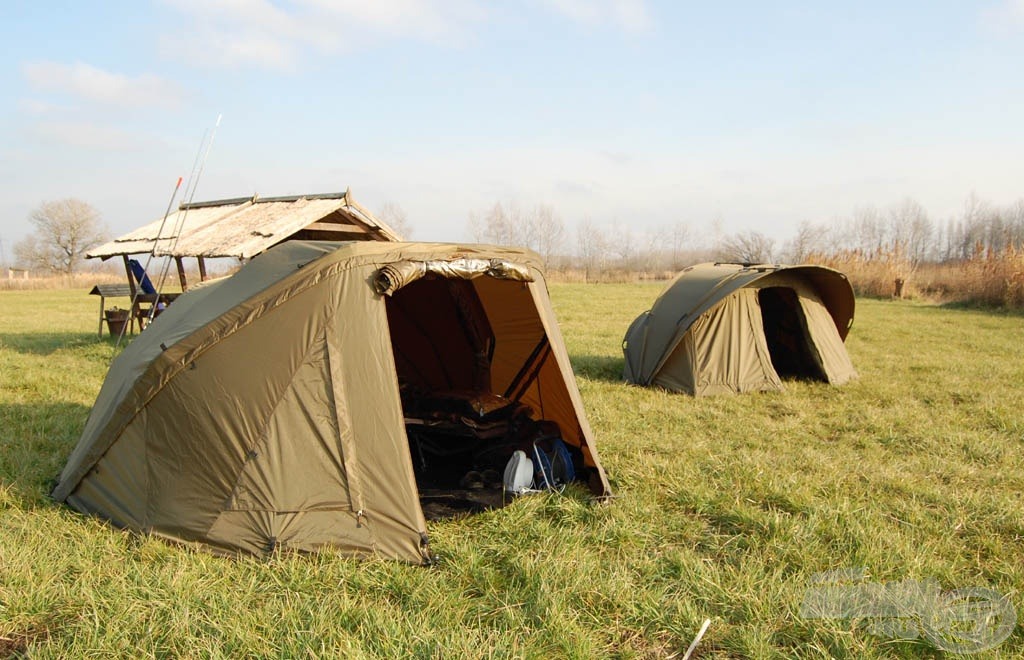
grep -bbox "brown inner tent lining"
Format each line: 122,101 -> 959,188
757,286 -> 827,382
384,275 -> 585,518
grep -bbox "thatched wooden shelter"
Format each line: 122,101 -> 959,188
86,190 -> 400,332
88,190 -> 400,292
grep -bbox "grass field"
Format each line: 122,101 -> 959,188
1,286 -> 1022,658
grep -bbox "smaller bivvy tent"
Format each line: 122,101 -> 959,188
53,241 -> 611,563
622,263 -> 857,396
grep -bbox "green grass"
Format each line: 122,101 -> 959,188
1,286 -> 1022,658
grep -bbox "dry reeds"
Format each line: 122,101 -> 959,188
546,268 -> 675,284
807,243 -> 1024,307
0,271 -> 122,292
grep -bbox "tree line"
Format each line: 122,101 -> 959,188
11,199 -> 109,275
11,193 -> 1024,279
467,194 -> 1024,275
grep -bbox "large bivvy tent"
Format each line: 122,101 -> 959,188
622,263 -> 857,396
52,241 -> 611,563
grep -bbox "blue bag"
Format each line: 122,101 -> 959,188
532,438 -> 575,490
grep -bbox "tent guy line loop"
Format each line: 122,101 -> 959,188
682,619 -> 711,660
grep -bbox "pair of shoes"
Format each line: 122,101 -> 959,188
459,471 -> 485,490
481,469 -> 502,488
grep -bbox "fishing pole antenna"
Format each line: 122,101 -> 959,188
113,114 -> 223,353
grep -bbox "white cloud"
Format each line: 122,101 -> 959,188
162,24 -> 301,70
159,0 -> 486,70
159,0 -> 648,70
538,0 -> 652,33
981,0 -> 1024,33
299,0 -> 485,38
20,61 -> 184,108
18,98 -> 66,115
28,121 -> 159,151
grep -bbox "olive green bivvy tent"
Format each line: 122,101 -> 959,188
53,241 -> 611,562
622,263 -> 857,396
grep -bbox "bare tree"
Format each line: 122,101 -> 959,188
576,218 -> 607,282
784,220 -> 829,262
468,202 -> 514,245
939,217 -> 958,262
940,195 -> 1024,259
644,225 -> 671,270
15,199 -> 107,274
851,205 -> 887,253
377,201 -> 413,239
467,209 -> 486,243
608,219 -> 635,268
530,203 -> 566,265
1006,199 -> 1024,250
888,198 -> 933,266
667,221 -> 691,269
716,230 -> 775,264
466,201 -> 565,265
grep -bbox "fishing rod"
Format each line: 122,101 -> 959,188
152,113 -> 222,300
114,175 -> 184,350
113,114 -> 222,352
183,114 -> 222,205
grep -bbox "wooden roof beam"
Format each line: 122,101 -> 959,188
305,222 -> 369,233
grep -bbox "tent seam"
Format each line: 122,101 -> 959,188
213,322 -> 332,527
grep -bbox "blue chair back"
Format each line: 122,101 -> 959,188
128,259 -> 157,294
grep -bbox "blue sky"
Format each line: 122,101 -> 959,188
2,0 -> 1022,252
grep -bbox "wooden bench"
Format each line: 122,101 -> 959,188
89,284 -> 132,337
89,285 -> 182,336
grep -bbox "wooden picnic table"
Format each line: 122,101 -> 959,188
89,285 -> 181,337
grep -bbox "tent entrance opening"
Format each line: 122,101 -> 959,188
757,287 -> 826,381
384,276 -> 581,520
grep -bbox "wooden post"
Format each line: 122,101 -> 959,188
175,256 -> 188,292
122,255 -> 137,296
197,256 -> 208,282
122,255 -> 137,334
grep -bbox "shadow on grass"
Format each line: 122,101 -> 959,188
0,401 -> 89,507
0,331 -> 119,356
0,619 -> 61,658
569,354 -> 625,383
936,300 -> 1024,316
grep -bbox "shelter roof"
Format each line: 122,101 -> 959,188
87,191 -> 401,260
